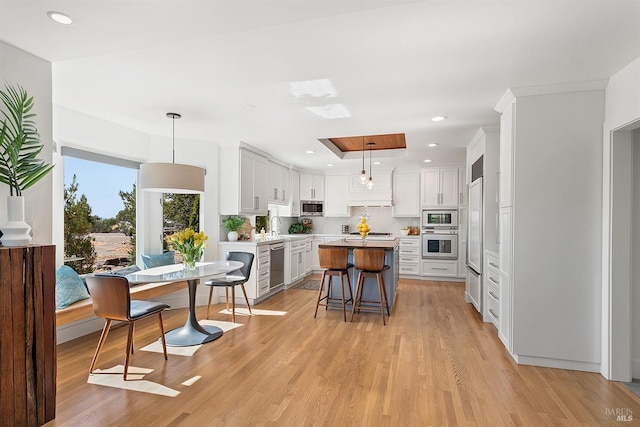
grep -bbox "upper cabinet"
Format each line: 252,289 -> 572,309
268,161 -> 290,205
458,167 -> 466,207
392,170 -> 420,217
421,167 -> 459,207
290,169 -> 300,217
300,173 -> 324,201
220,147 -> 269,215
324,174 -> 350,217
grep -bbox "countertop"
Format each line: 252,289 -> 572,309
219,233 -> 416,246
318,238 -> 399,250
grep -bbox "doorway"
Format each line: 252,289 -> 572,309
608,122 -> 640,381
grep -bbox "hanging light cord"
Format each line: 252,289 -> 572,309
362,137 -> 365,171
167,112 -> 181,164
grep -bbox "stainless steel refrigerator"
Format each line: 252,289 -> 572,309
466,176 -> 483,312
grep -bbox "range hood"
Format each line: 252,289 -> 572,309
346,172 -> 393,207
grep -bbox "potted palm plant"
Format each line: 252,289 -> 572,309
0,83 -> 54,246
223,216 -> 246,242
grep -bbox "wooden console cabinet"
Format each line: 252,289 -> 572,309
0,245 -> 56,426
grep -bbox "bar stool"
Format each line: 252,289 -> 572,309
314,247 -> 354,322
351,248 -> 391,325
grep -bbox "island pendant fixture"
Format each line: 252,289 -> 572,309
359,136 -> 368,184
139,112 -> 205,193
366,142 -> 375,189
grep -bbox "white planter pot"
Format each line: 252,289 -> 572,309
1,196 -> 32,246
227,231 -> 239,242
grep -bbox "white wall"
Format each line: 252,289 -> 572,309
0,41 -> 53,244
511,89 -> 604,366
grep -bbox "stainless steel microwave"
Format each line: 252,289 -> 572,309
301,201 -> 324,216
422,209 -> 458,229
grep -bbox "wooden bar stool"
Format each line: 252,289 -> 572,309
314,247 -> 354,322
351,248 -> 391,325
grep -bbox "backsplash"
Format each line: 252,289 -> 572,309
301,207 -> 419,235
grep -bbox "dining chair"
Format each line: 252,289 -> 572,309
85,275 -> 169,380
204,252 -> 254,322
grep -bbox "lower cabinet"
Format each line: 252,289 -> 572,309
421,259 -> 458,277
257,245 -> 271,297
484,250 -> 500,328
304,238 -> 312,274
398,237 -> 420,277
285,239 -> 306,286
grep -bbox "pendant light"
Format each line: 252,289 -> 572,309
366,142 -> 375,189
139,112 -> 205,193
359,136 -> 368,184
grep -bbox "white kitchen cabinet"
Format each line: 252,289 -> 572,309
498,206 -> 512,350
311,237 -> 324,271
285,239 -> 306,285
325,174 -> 350,217
398,237 -> 420,277
392,170 -> 420,217
290,169 -> 300,217
304,238 -> 312,274
458,167 -> 466,207
421,259 -> 458,277
219,147 -> 269,215
484,250 -> 500,328
300,173 -> 324,201
268,161 -> 290,205
420,167 -> 459,207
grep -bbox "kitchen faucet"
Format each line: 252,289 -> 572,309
271,216 -> 282,237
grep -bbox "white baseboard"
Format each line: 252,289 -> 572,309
516,355 -> 600,373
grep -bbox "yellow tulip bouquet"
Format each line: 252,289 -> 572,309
166,228 -> 209,269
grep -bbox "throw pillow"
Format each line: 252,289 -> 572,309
55,265 -> 91,309
141,251 -> 175,269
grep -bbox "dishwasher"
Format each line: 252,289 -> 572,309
269,243 -> 285,290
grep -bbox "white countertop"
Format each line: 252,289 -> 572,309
219,233 -> 419,245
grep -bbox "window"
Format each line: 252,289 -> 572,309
62,150 -> 137,273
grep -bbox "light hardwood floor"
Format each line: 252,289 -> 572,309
47,279 -> 639,426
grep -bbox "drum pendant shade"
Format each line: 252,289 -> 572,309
139,162 -> 205,193
139,112 -> 205,193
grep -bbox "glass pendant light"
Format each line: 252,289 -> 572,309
359,136 -> 368,184
366,142 -> 375,189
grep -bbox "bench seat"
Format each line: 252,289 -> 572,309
55,280 -> 188,326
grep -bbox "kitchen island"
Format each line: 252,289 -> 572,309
318,238 -> 400,309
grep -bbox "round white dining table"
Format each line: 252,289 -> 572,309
126,261 -> 243,346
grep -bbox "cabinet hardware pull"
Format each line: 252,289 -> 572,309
496,213 -> 500,244
459,192 -> 463,205
432,267 -> 447,271
489,308 -> 499,319
489,262 -> 498,268
489,291 -> 499,300
489,276 -> 498,284
496,172 -> 500,203
254,196 -> 259,210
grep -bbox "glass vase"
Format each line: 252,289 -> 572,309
182,252 -> 197,270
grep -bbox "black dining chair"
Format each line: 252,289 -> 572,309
204,252 -> 254,322
85,275 -> 169,380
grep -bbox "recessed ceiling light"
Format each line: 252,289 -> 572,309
427,143 -> 439,147
306,104 -> 351,119
47,11 -> 73,25
431,116 -> 447,122
327,163 -> 334,167
305,150 -> 315,154
423,159 -> 432,163
373,161 -> 381,165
